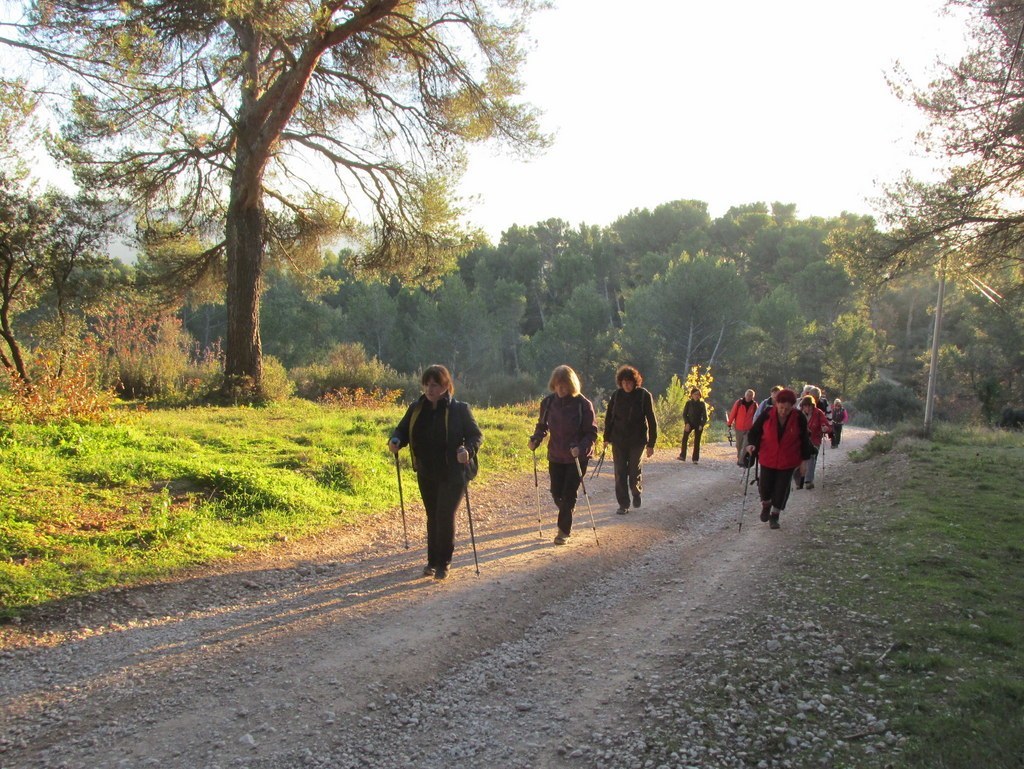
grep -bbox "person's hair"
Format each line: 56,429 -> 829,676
833,398 -> 843,406
770,385 -> 783,395
690,387 -> 702,397
800,395 -> 815,407
616,365 -> 642,387
775,388 -> 797,405
549,365 -> 581,396
745,389 -> 756,399
808,385 -> 822,399
421,364 -> 454,395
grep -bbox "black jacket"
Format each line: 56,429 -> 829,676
391,393 -> 483,480
603,387 -> 658,448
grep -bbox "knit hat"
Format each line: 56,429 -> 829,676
775,388 -> 797,405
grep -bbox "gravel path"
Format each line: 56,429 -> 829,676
0,428 -> 902,769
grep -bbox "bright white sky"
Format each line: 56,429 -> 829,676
459,0 -> 973,242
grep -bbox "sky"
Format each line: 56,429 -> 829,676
458,0 -> 973,242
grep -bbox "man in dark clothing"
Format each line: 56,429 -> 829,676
679,388 -> 708,463
604,365 -> 658,515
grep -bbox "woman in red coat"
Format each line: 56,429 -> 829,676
744,388 -> 812,529
795,395 -> 831,489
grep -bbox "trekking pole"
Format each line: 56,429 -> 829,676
463,467 -> 480,575
574,455 -> 600,546
589,445 -> 606,479
532,448 -> 543,538
393,451 -> 409,550
738,459 -> 752,532
820,439 -> 826,488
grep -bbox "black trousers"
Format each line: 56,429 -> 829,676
549,458 -> 588,534
416,470 -> 465,568
831,423 -> 843,448
681,425 -> 703,461
612,443 -> 645,508
758,465 -> 796,512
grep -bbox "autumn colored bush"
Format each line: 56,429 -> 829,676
92,304 -> 191,399
0,346 -> 117,424
318,386 -> 403,410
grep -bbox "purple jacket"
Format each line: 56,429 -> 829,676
531,393 -> 598,464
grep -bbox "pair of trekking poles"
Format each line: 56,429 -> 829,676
393,449 -> 481,575
737,440 -> 826,532
531,449 -> 600,546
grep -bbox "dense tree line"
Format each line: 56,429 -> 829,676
174,199 -> 1020,420
4,0 -> 1023,425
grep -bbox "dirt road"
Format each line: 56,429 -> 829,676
1,429 -> 885,769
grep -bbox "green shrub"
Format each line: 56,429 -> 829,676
261,355 -> 294,402
291,342 -> 403,399
856,379 -> 922,428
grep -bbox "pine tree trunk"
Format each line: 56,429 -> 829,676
224,191 -> 265,397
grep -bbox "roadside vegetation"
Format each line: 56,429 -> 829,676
792,425 -> 1024,767
0,400 -> 537,617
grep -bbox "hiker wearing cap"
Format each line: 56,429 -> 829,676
744,388 -> 812,530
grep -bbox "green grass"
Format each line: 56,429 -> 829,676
0,399 -> 537,616
808,424 -> 1024,768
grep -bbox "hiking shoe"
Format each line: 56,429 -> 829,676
632,494 -> 641,508
760,503 -> 771,523
769,515 -> 781,530
805,482 -> 814,490
796,480 -> 804,489
434,565 -> 449,579
616,507 -> 628,515
422,565 -> 436,577
553,529 -> 570,545
677,453 -> 686,461
692,459 -> 698,464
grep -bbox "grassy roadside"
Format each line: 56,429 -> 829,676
802,425 -> 1024,767
0,399 -> 536,617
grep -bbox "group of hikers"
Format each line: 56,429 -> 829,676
388,363 -> 850,579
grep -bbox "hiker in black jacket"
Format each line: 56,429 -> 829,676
678,388 -> 708,464
389,365 -> 482,580
603,365 -> 658,515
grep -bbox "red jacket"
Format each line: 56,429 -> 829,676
804,406 -> 831,448
728,398 -> 757,431
748,406 -> 811,470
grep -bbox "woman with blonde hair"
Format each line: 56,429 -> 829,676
528,365 -> 598,544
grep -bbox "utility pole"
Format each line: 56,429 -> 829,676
923,256 -> 946,437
